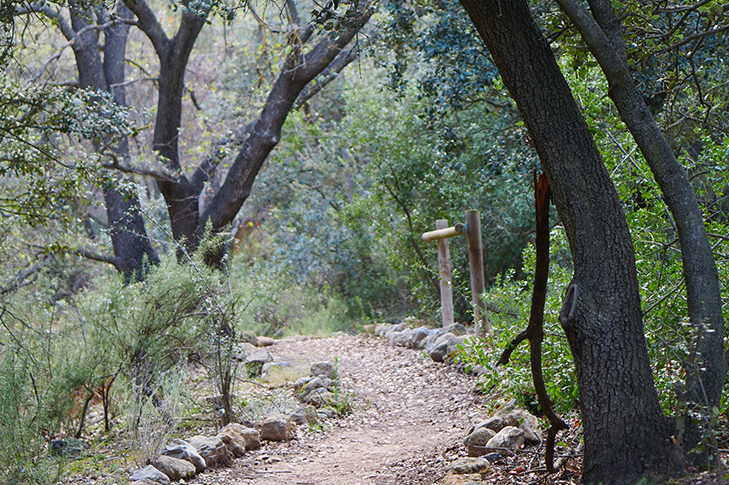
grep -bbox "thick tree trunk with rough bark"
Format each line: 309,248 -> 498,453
68,0 -> 159,282
458,0 -> 681,482
554,0 -> 727,453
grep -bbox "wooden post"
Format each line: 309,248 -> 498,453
436,219 -> 454,327
466,210 -> 490,336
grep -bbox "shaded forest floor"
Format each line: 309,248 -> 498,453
64,333 -> 727,485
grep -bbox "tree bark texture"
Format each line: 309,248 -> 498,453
457,1 -> 680,482
67,0 -> 159,282
555,0 -> 727,452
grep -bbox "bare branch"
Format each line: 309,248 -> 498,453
72,248 -> 123,271
656,24 -> 729,54
109,76 -> 158,90
30,19 -> 136,82
101,150 -> 181,182
16,3 -> 75,40
294,33 -> 374,110
285,0 -> 300,27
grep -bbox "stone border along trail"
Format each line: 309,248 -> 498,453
197,333 -> 488,485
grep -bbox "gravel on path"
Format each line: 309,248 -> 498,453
196,332 -> 488,485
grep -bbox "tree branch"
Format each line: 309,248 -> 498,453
122,0 -> 169,56
191,121 -> 255,193
0,256 -> 52,297
72,248 -> 123,271
24,18 -> 135,81
100,150 -> 181,182
656,24 -> 729,54
294,33 -> 374,110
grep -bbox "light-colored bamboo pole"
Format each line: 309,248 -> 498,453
422,223 -> 466,242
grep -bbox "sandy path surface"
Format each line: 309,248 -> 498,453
194,333 -> 488,485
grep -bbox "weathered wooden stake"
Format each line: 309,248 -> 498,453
466,210 -> 490,336
436,220 -> 454,327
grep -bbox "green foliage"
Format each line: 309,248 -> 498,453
229,254 -> 353,337
380,0 -> 499,110
79,258 -> 211,378
343,77 -> 536,321
240,68 -> 536,324
0,352 -> 62,485
0,79 -> 134,226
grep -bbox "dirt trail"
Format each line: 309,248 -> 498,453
196,333 -> 488,485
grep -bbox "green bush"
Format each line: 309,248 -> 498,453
0,352 -> 62,485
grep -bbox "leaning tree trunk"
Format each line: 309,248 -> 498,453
457,0 -> 681,482
554,0 -> 727,454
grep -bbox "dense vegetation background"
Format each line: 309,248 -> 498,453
1,0 -> 729,482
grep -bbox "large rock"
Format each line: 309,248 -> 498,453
162,439 -> 206,473
300,377 -> 324,397
444,322 -> 468,336
260,414 -> 295,441
261,361 -> 293,376
310,361 -> 335,379
485,426 -> 525,454
245,349 -> 274,377
468,416 -> 505,435
291,405 -> 318,426
407,326 -> 432,348
497,408 -> 541,444
302,388 -> 334,407
465,427 -> 496,457
446,457 -> 492,475
48,438 -> 88,457
131,465 -> 170,485
152,456 -> 196,481
374,323 -> 399,337
429,335 -> 468,363
246,349 -> 274,365
240,330 -> 258,345
388,329 -> 411,347
218,423 -> 261,456
256,336 -> 275,347
188,435 -> 232,468
294,376 -> 313,392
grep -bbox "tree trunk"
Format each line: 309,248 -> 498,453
554,0 -> 727,453
457,0 -> 681,482
68,0 -> 159,282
